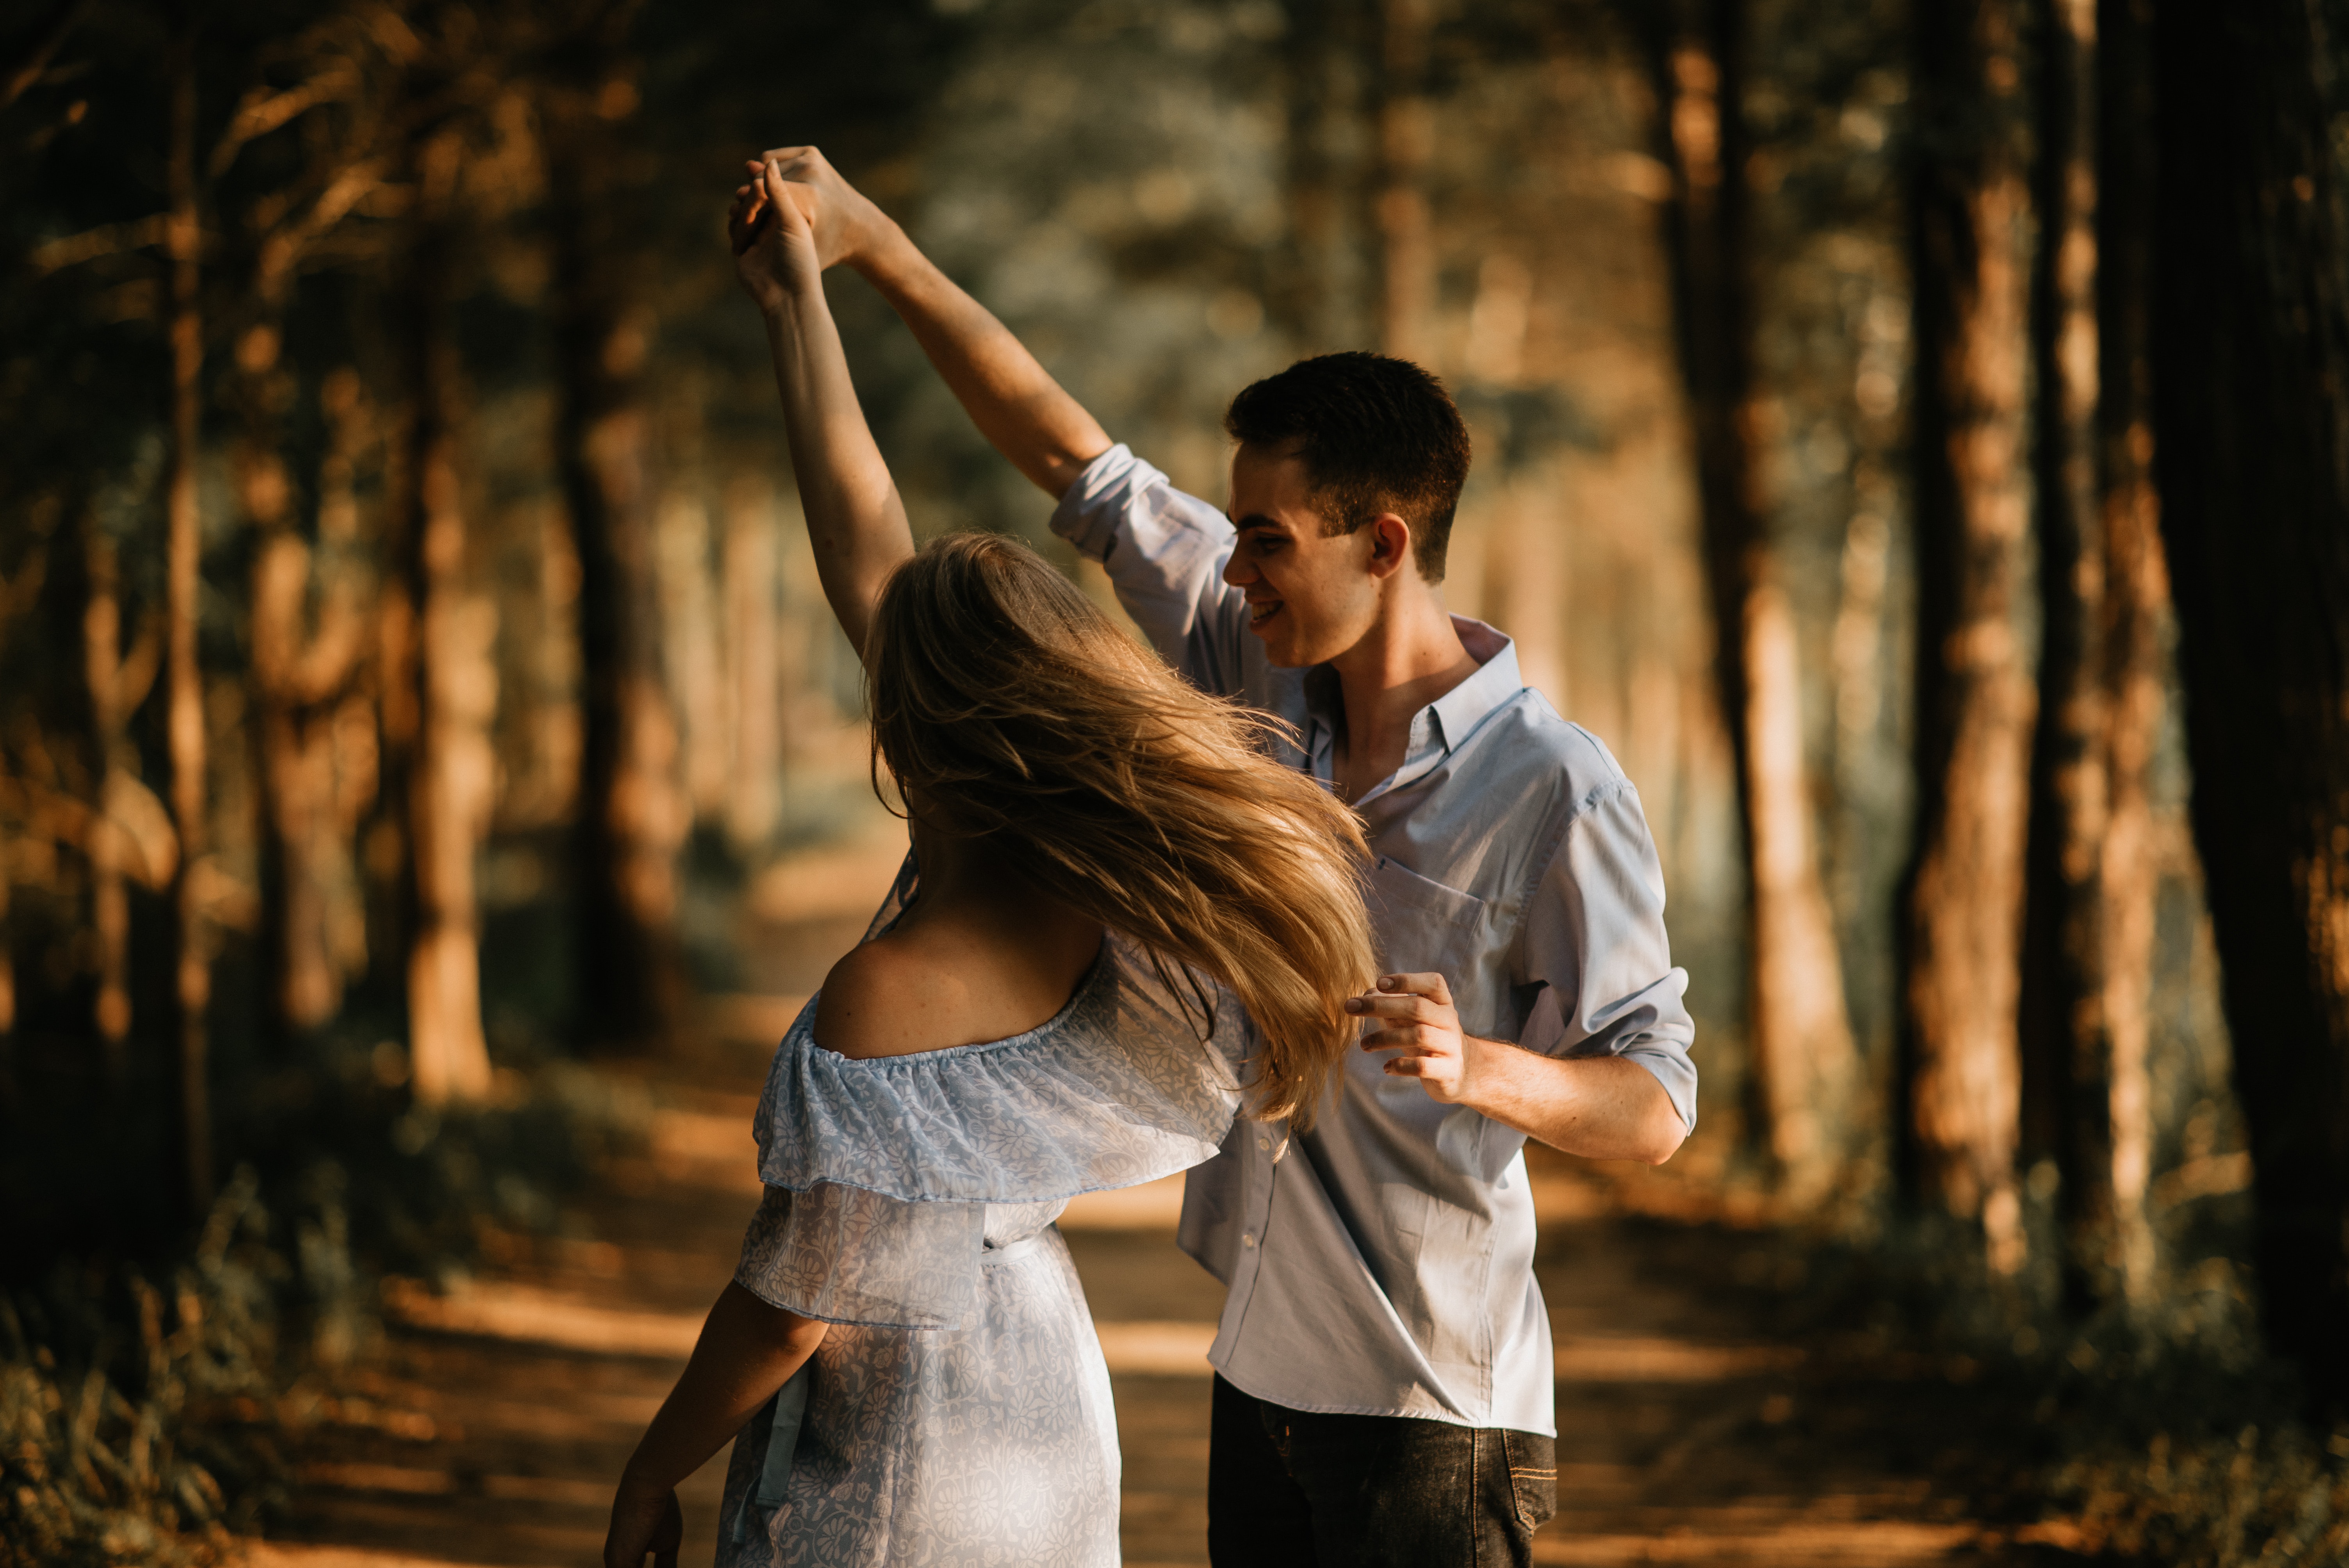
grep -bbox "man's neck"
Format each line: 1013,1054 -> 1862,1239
1326,589 -> 1481,802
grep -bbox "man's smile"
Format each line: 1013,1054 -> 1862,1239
1248,597 -> 1285,628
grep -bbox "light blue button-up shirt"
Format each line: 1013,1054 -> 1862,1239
1052,445 -> 1697,1435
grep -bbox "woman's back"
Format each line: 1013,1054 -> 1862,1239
813,840 -> 1105,1061
723,896 -> 1248,1568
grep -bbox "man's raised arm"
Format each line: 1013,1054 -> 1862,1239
747,146 -> 1112,500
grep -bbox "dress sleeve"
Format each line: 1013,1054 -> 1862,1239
738,937 -> 1244,1333
1515,779 -> 1699,1130
1049,444 -> 1256,698
734,1183 -> 987,1331
752,938 -> 1242,1203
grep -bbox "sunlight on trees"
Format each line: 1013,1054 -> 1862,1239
4,0 -> 2348,1557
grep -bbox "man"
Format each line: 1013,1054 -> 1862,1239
743,147 -> 1697,1567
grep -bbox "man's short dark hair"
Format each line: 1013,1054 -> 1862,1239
1223,352 -> 1472,581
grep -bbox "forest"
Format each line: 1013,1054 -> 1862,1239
4,0 -> 2349,1563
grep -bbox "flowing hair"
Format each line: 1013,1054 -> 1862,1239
863,531 -> 1376,1127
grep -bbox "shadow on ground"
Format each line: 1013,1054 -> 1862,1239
262,995 -> 2094,1568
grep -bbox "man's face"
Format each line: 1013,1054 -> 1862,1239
1224,441 -> 1383,668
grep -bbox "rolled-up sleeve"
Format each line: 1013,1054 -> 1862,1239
1515,781 -> 1698,1130
1050,444 -> 1254,697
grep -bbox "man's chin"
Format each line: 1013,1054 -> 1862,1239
1248,626 -> 1318,669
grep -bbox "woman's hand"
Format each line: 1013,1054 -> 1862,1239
730,158 -> 823,316
603,1472 -> 684,1568
745,145 -> 899,274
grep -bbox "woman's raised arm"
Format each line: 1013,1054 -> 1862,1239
730,158 -> 913,660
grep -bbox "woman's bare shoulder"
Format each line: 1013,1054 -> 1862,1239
811,939 -> 941,1060
811,920 -> 1095,1059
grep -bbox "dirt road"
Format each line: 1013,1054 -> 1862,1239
260,1017 -> 2079,1568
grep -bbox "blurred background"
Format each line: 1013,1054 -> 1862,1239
6,0 -> 2349,1564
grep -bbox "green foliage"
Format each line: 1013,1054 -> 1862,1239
0,1063 -> 647,1568
2050,1425 -> 2349,1567
1758,1205 -> 2345,1564
2023,1280 -> 2345,1564
0,1170 -> 290,1568
232,1049 -> 653,1278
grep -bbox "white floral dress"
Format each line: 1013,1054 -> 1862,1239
718,864 -> 1245,1568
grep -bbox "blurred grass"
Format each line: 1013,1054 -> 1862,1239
0,1060 -> 650,1568
1757,1207 -> 2349,1565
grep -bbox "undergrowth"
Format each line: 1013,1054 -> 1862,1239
1773,1208 -> 2349,1566
0,1061 -> 647,1568
2027,1313 -> 2349,1566
1,1170 -> 287,1568
2051,1422 -> 2349,1566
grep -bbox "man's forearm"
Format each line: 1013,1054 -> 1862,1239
1461,1044 -> 1687,1165
852,226 -> 1111,499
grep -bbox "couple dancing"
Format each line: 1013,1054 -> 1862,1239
602,149 -> 1697,1568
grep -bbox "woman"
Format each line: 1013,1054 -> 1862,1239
599,162 -> 1375,1568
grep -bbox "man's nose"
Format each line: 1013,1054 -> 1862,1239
1222,549 -> 1257,586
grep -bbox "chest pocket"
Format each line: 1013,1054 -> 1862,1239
1365,857 -> 1487,1004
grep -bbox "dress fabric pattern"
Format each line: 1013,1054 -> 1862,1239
718,871 -> 1245,1568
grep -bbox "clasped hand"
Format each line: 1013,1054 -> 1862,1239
1346,972 -> 1482,1104
728,158 -> 823,313
728,145 -> 895,315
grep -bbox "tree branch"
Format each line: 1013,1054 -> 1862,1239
2,0 -> 91,112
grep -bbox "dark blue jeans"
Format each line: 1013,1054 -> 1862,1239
1205,1374 -> 1557,1567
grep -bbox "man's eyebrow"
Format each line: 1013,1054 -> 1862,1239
1231,513 -> 1288,532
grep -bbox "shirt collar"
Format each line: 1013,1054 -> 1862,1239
1303,617 -> 1525,799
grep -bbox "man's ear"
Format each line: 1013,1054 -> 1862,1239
1363,513 -> 1415,580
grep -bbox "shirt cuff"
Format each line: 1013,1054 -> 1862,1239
1620,1043 -> 1699,1132
1518,976 -> 1699,1132
1049,442 -> 1143,563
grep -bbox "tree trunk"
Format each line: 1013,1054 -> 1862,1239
1274,0 -> 1377,353
723,476 -> 781,852
390,133 -> 492,1105
1903,0 -> 2035,1269
659,489 -> 727,823
549,60 -> 684,1051
1376,0 -> 1434,365
2016,0 -> 2097,1192
163,3 -> 211,1213
81,497 -> 131,1069
0,830 -> 13,1045
253,548 -> 359,1036
2085,0 -> 2166,1312
1643,0 -> 1860,1203
2021,0 -> 2162,1311
246,328 -> 369,1042
311,371 -> 381,1011
2153,0 -> 2349,1409
243,321 -> 307,1048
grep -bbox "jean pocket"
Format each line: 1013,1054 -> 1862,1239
1503,1429 -> 1557,1529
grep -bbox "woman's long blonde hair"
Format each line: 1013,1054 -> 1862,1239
865,531 -> 1375,1127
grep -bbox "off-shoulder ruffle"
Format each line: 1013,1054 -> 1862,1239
752,932 -> 1246,1205
734,1184 -> 986,1328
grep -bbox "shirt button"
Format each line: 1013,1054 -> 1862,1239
1242,1233 -> 1256,1248
1256,1137 -> 1270,1151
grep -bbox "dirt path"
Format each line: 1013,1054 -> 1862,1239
257,1020 -> 2083,1568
